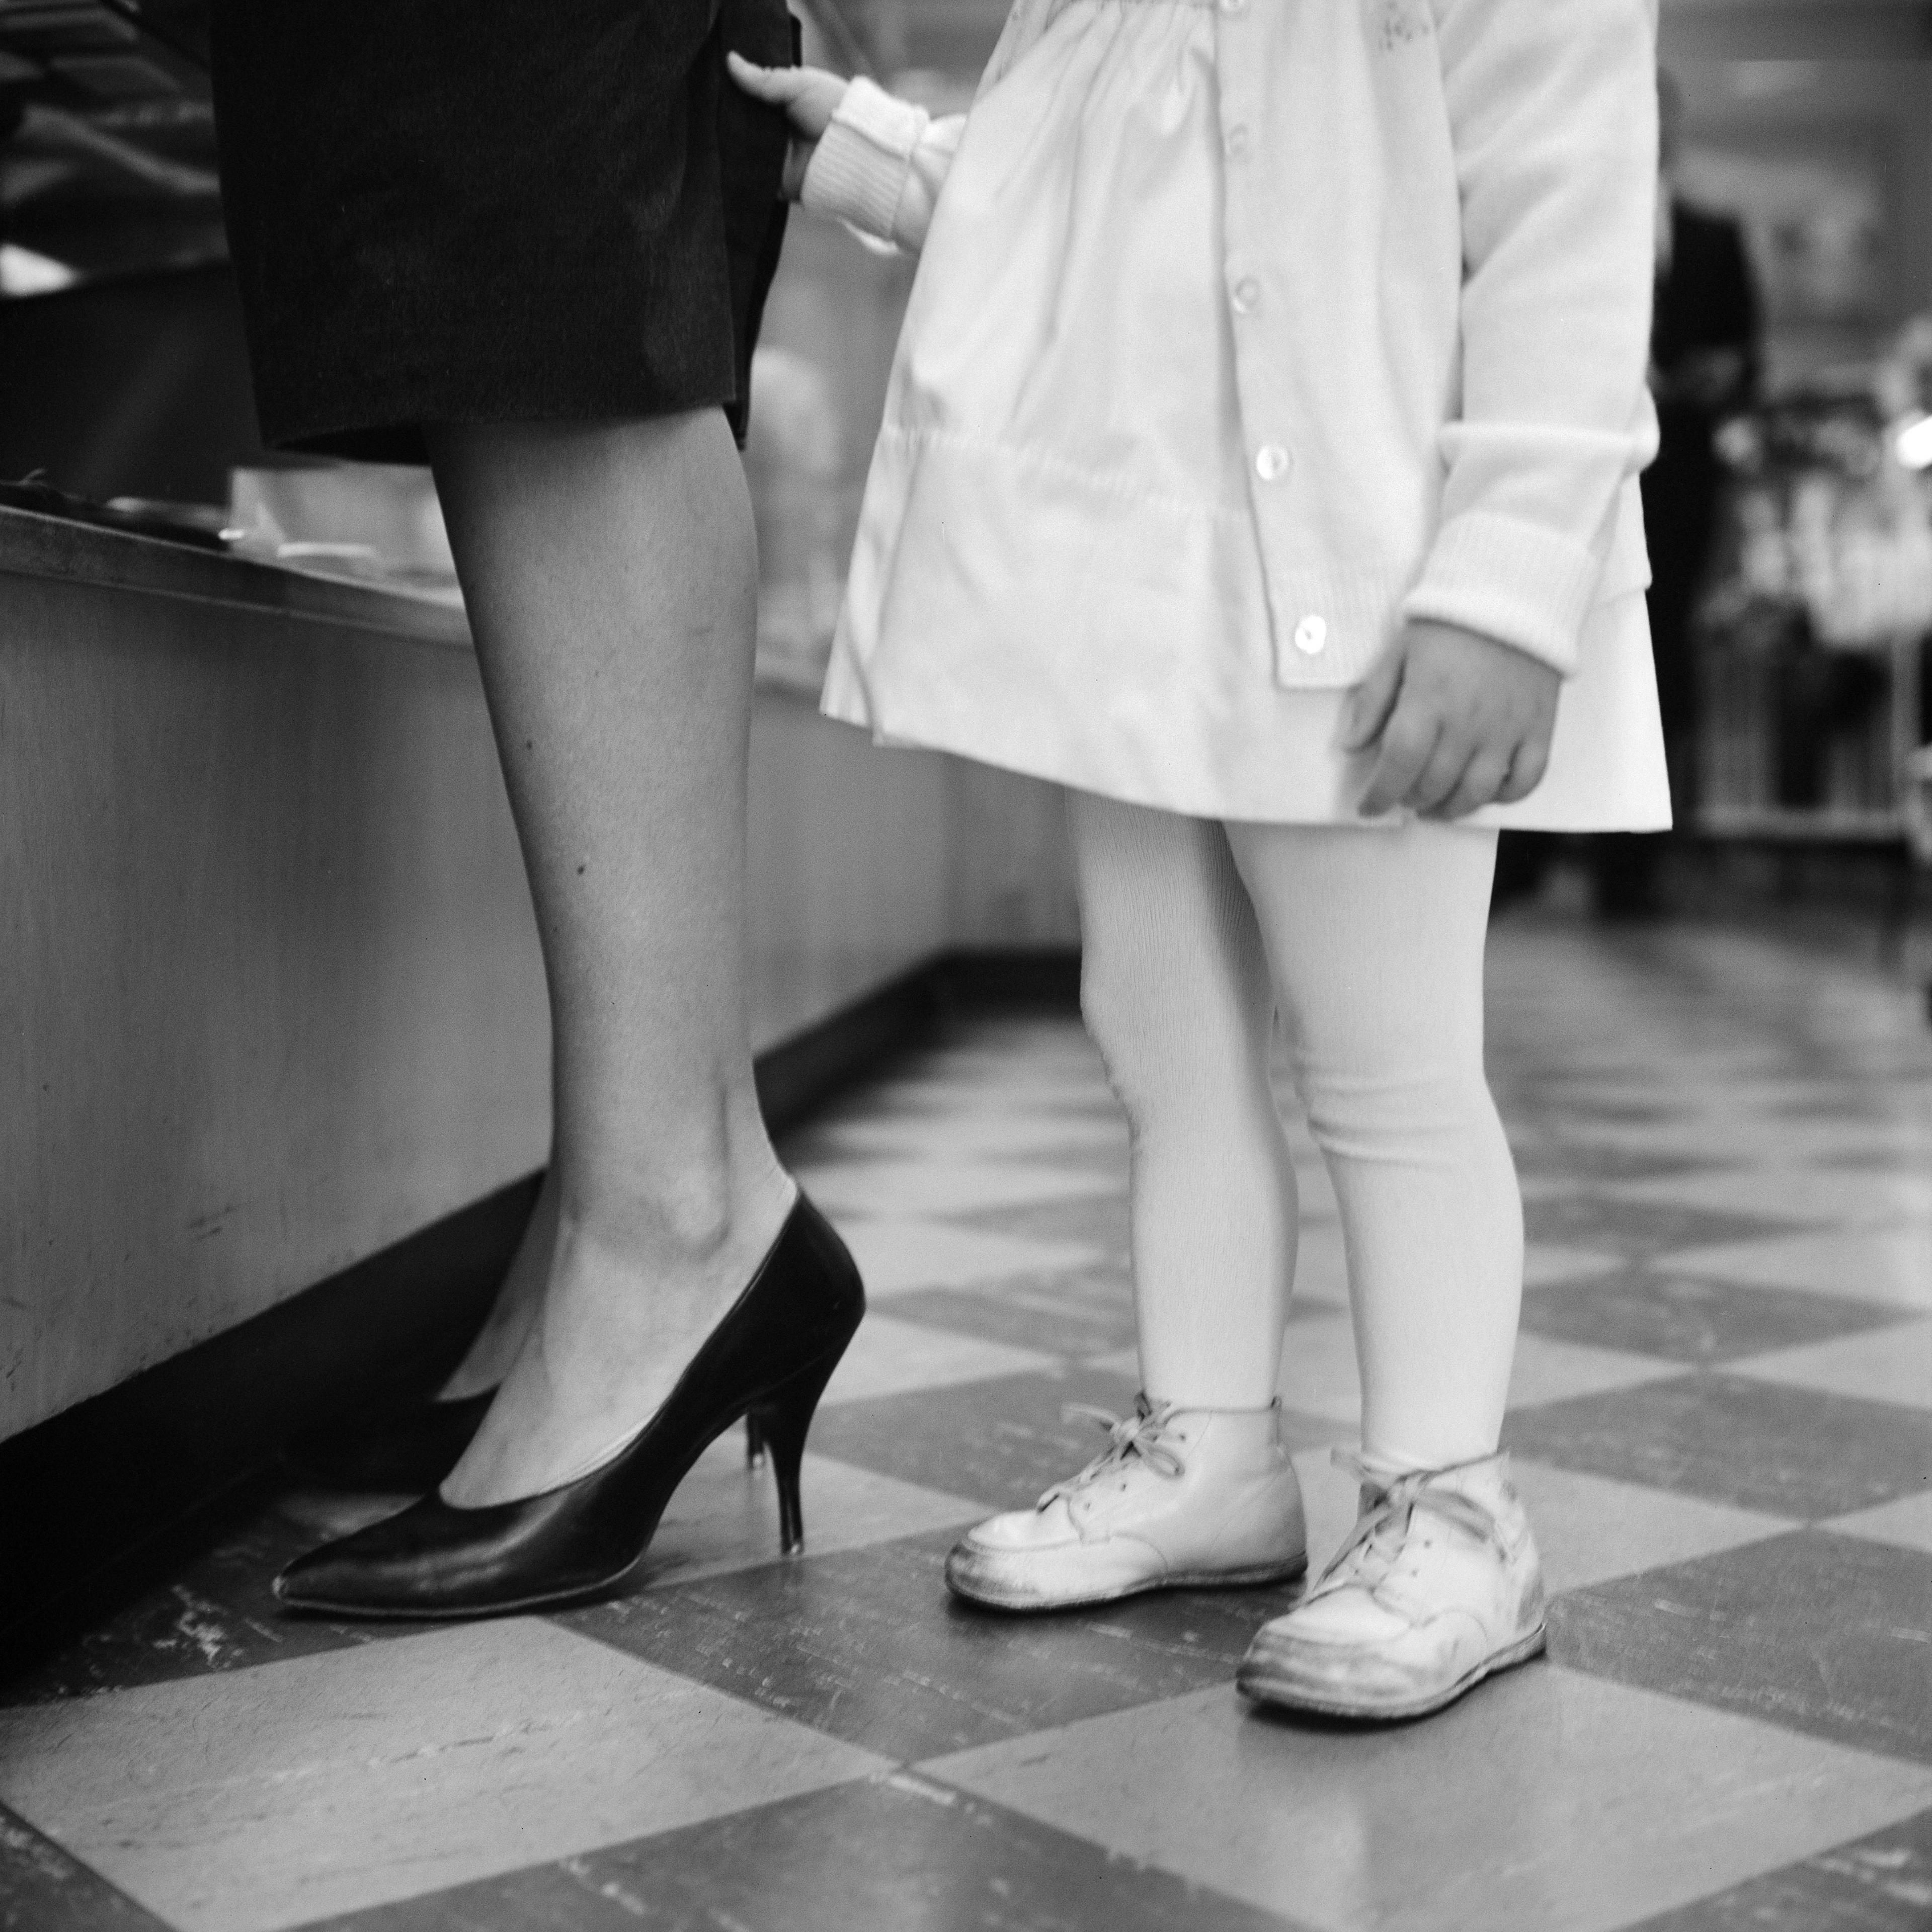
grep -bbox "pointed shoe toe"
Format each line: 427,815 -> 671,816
271,1487 -> 635,1620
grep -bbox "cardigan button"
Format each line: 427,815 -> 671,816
1254,444 -> 1291,482
1218,0 -> 1247,15
1225,124 -> 1251,160
1293,615 -> 1329,656
1231,277 -> 1261,314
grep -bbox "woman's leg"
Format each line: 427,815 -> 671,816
1069,792 -> 1295,1408
1223,820 -> 1521,1468
435,1166 -> 557,1400
427,410 -> 796,1507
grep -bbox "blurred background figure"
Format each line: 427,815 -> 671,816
1605,67 -> 1763,914
1497,69 -> 1764,919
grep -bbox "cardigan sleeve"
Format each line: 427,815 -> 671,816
799,77 -> 965,255
1402,0 -> 1661,677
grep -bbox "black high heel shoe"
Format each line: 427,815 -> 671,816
283,1389 -> 499,1493
274,1192 -> 863,1620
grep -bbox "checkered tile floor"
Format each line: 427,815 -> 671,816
4,914 -> 1931,1932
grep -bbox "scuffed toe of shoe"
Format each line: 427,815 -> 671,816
958,1500 -> 1080,1556
1238,1613 -> 1487,1717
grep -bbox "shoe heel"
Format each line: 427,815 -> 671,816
751,1348 -> 845,1556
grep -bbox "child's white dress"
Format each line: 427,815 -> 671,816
807,0 -> 1673,831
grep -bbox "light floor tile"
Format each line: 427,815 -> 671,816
1524,1245 -> 1626,1290
1662,1230 -> 1932,1312
1826,1490 -> 1932,1557
633,1435 -> 986,1589
0,1623 -> 885,1932
1555,1119 -> 1922,1169
1606,1166 -> 1932,1230
819,1314 -> 1061,1408
1275,1313 -> 1361,1423
1290,1222 -> 1352,1309
1506,1332 -> 1689,1410
837,1218 -> 1106,1297
1507,1461 -> 1794,1593
804,1157 -> 1121,1221
1729,1318 -> 1932,1412
925,1670 -> 1932,1932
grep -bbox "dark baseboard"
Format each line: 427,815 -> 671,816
0,1175 -> 541,1670
935,945 -> 1084,1012
0,945 -> 1080,1672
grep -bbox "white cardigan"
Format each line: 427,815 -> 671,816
800,0 -> 1672,828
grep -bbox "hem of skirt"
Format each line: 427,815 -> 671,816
261,381 -> 750,466
818,677 -> 1671,833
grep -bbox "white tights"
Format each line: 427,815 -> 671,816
1070,793 -> 1523,1471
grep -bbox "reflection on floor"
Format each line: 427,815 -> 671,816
3,913 -> 1931,1932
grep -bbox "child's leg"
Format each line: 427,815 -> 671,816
941,792 -> 1308,1611
1222,819 -> 1521,1467
1224,820 -> 1543,1719
1069,791 -> 1296,1408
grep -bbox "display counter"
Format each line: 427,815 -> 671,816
0,503 -> 1076,1448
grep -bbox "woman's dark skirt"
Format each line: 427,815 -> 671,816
210,0 -> 795,461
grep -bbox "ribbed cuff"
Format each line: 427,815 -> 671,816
800,77 -> 928,243
1402,511 -> 1603,678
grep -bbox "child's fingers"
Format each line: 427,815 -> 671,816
1339,644 -> 1405,753
1495,732 -> 1551,804
1399,725 -> 1477,817
727,53 -> 845,137
1357,713 -> 1441,817
1425,747 -> 1512,821
726,51 -> 801,102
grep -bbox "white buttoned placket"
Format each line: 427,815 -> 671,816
1212,0 -> 1328,668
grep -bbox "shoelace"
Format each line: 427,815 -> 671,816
1309,1450 -> 1508,1598
1037,1395 -> 1187,1509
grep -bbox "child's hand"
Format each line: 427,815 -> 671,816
727,53 -> 848,201
1341,620 -> 1559,821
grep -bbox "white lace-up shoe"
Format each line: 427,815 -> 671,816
1236,1450 -> 1546,1721
944,1395 -> 1307,1612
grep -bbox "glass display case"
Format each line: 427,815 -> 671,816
0,0 -> 218,296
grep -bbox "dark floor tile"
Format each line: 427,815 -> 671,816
809,1365 -> 1336,1512
1520,1270 -> 1909,1365
1820,1148 -> 1932,1176
295,1774 -> 1303,1932
811,1364 -> 1140,1510
1623,1805 -> 1932,1931
1503,1373 -> 1932,1519
884,1269 -> 1140,1358
1553,1530 -> 1932,1766
0,1804 -> 171,1931
1,1492 -> 410,1705
1534,1097 -> 1696,1124
1508,1141 -> 1729,1185
566,1527 -> 1308,1762
1522,1194 -> 1812,1257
